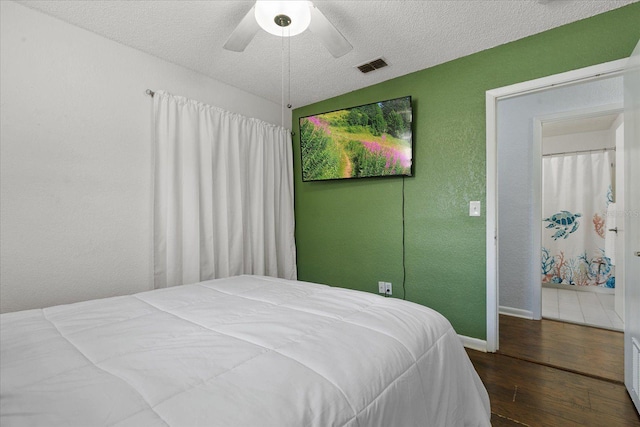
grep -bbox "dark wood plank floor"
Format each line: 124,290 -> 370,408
498,314 -> 623,383
466,314 -> 639,426
468,349 -> 639,426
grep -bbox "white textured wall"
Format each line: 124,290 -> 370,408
497,76 -> 622,313
543,129 -> 614,155
0,1 -> 288,313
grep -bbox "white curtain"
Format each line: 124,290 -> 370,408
541,151 -> 614,287
153,91 -> 297,288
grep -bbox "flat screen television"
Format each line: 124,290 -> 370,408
299,96 -> 413,182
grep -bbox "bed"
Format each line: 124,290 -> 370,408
1,275 -> 490,426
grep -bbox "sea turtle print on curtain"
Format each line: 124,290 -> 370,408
541,151 -> 615,288
544,210 -> 582,240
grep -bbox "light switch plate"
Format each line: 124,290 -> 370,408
469,201 -> 481,217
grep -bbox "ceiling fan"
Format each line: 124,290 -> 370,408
223,1 -> 353,58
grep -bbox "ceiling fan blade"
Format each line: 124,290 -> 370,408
308,3 -> 352,58
223,6 -> 260,52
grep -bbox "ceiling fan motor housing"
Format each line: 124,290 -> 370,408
255,1 -> 311,36
224,1 -> 353,58
274,14 -> 292,27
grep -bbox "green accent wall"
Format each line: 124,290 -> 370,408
292,4 -> 640,339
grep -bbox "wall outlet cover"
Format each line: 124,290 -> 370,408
385,282 -> 392,295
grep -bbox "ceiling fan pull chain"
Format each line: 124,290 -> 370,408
281,24 -> 285,128
287,28 -> 292,110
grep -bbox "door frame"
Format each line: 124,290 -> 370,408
485,58 -> 627,352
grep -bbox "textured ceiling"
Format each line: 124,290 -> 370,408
16,0 -> 637,108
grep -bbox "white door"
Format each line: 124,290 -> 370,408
615,121 -> 625,320
624,39 -> 640,414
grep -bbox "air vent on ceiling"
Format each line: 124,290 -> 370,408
356,58 -> 388,74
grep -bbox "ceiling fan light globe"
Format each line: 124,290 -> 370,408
255,1 -> 311,37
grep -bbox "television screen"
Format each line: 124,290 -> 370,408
299,96 -> 413,182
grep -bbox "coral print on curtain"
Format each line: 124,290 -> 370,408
541,151 -> 615,288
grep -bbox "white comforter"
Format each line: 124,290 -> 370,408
1,275 -> 490,426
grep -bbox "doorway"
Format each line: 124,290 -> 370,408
539,110 -> 625,331
485,59 -> 628,394
496,73 -> 623,323
487,42 -> 640,416
484,58 -> 627,352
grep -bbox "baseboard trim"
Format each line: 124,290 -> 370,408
459,334 -> 487,352
499,306 -> 534,319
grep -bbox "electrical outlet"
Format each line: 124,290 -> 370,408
385,282 -> 392,295
378,281 -> 386,293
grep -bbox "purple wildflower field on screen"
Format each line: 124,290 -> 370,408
307,116 -> 330,134
361,140 -> 411,169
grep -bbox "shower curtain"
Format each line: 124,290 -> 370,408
541,151 -> 614,287
153,91 -> 297,288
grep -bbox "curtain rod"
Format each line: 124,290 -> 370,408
145,89 -> 294,136
543,147 -> 615,157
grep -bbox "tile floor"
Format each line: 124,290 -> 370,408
542,287 -> 624,331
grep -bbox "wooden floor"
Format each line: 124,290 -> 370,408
466,315 -> 639,426
498,314 -> 623,383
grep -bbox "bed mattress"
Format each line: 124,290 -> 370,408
1,275 -> 490,426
